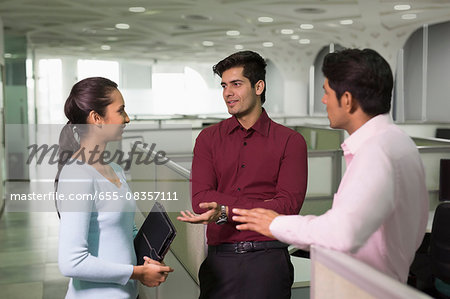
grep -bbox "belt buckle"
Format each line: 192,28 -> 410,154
235,241 -> 253,253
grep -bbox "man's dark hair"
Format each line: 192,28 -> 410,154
213,51 -> 267,104
322,48 -> 393,116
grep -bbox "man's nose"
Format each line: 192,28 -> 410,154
223,86 -> 233,97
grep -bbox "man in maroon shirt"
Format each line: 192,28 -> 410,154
177,51 -> 308,298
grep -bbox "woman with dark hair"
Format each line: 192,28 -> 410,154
56,77 -> 173,298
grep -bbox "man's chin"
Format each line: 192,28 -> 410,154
328,120 -> 335,129
227,108 -> 238,115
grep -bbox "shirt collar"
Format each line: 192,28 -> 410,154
341,113 -> 393,156
225,108 -> 270,136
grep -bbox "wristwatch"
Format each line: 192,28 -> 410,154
215,205 -> 228,225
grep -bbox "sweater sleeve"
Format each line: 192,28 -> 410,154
57,164 -> 134,285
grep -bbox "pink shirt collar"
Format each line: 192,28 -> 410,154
341,113 -> 393,164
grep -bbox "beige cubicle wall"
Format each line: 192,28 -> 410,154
294,126 -> 345,151
398,123 -> 450,140
310,246 -> 431,299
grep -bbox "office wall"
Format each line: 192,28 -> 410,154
403,29 -> 424,121
265,59 -> 284,114
4,35 -> 29,180
0,17 -> 4,214
403,21 -> 450,123
313,46 -> 328,116
427,22 -> 450,122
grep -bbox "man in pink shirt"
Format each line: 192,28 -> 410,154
233,48 -> 428,283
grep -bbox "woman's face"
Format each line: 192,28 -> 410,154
103,89 -> 130,125
100,88 -> 130,141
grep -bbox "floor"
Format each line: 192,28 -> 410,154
0,179 -> 69,299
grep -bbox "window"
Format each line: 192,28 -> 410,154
77,60 -> 120,84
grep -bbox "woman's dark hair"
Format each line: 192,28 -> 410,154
322,48 -> 393,116
213,50 -> 267,104
55,77 -> 118,191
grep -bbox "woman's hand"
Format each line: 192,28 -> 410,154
143,256 -> 161,265
131,258 -> 174,287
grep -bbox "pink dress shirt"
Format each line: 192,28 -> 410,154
270,113 -> 428,282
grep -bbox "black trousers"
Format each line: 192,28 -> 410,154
198,247 -> 294,299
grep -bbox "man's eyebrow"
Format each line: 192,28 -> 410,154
221,79 -> 243,85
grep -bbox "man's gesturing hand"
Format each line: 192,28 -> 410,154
232,208 -> 280,239
177,202 -> 222,224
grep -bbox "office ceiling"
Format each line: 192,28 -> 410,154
1,0 -> 450,63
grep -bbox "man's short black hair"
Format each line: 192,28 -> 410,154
213,50 -> 267,104
322,48 -> 393,116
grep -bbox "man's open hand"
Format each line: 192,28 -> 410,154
177,202 -> 222,224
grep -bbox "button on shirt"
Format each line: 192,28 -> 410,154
191,109 -> 308,245
270,114 -> 428,282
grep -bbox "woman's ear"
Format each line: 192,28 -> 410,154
254,80 -> 265,96
87,110 -> 103,127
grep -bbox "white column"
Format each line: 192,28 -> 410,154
284,79 -> 308,116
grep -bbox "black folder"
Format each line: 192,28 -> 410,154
134,202 -> 177,264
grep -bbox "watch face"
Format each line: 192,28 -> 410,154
216,205 -> 227,225
216,217 -> 227,225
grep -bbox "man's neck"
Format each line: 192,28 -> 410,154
236,106 -> 263,130
346,110 -> 373,135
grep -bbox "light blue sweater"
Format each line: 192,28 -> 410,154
57,162 -> 137,299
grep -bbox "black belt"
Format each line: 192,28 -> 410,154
209,240 -> 288,254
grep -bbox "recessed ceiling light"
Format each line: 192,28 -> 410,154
300,24 -> 314,30
101,45 -> 111,50
129,7 -> 146,13
82,28 -> 96,34
291,35 -> 299,40
226,30 -> 240,36
263,42 -> 274,47
299,39 -> 310,44
281,29 -> 294,35
401,13 -> 417,19
258,16 -> 273,23
394,4 -> 411,11
4,53 -> 12,58
202,41 -> 214,46
294,8 -> 326,14
340,19 -> 353,25
107,37 -> 118,41
176,25 -> 192,31
115,23 -> 130,29
235,44 -> 244,50
182,14 -> 211,21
